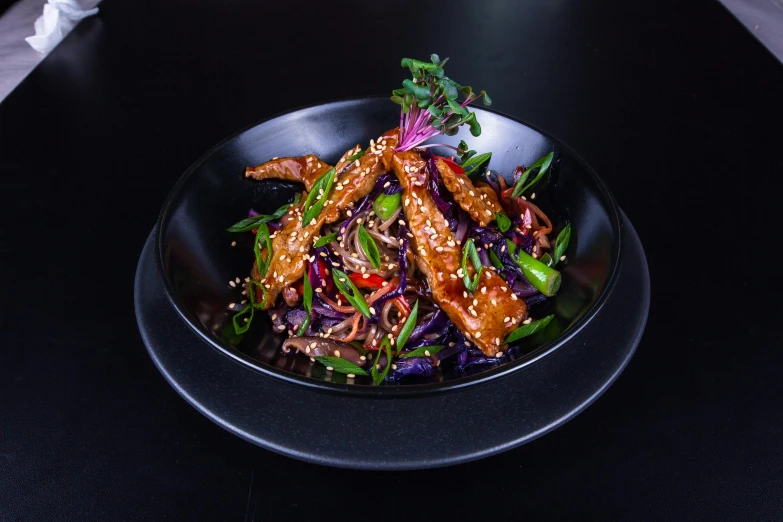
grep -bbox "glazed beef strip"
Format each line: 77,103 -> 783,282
249,129 -> 399,309
435,158 -> 503,227
388,150 -> 527,355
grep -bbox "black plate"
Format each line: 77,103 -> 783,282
135,210 -> 648,469
155,97 -> 622,393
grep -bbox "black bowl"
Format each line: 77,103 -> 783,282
156,97 -> 621,395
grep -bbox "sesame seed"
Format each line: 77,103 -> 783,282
347,374 -> 356,378
469,191 -> 475,196
475,332 -> 482,338
481,287 -> 487,294
310,219 -> 317,226
326,366 -> 334,371
503,317 -> 510,323
463,291 -> 468,298
360,356 -> 366,361
531,193 -> 536,199
473,299 -> 478,306
229,281 -> 236,287
511,294 -> 518,300
369,307 -> 376,315
450,274 -> 458,279
491,299 -> 497,305
560,255 -> 567,261
391,364 -> 397,370
229,303 -> 235,308
523,318 -> 532,324
362,273 -> 370,279
334,350 -> 341,357
235,277 -> 241,283
500,287 -> 507,292
231,241 -> 236,247
315,288 -> 323,293
310,357 -> 316,362
272,156 -> 279,160
244,318 -> 249,323
305,347 -> 311,353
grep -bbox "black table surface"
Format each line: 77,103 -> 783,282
1,0 -> 781,519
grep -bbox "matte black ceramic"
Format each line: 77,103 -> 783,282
136,212 -> 648,469
156,97 -> 621,394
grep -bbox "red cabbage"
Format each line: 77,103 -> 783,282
385,357 -> 435,382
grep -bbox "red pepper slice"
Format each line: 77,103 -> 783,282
349,272 -> 387,289
434,155 -> 465,175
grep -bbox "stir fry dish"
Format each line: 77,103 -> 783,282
226,55 -> 572,384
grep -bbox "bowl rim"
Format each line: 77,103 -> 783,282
154,95 -> 623,397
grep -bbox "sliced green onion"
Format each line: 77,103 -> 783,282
315,356 -> 369,376
247,279 -> 269,309
296,274 -> 313,337
357,224 -> 381,269
313,231 -> 338,248
495,211 -> 511,232
371,337 -> 393,385
346,149 -> 366,162
254,223 -> 273,278
489,249 -> 505,271
227,194 -> 301,232
505,315 -> 555,344
331,268 -> 371,318
461,238 -> 482,293
462,151 -> 491,177
401,345 -> 444,359
372,192 -> 402,221
552,223 -> 572,265
540,252 -> 554,268
232,304 -> 254,335
506,240 -> 561,296
302,168 -> 336,227
511,152 -> 553,197
395,300 -> 418,354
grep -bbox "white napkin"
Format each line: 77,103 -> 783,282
25,0 -> 99,54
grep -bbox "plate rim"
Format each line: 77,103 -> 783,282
153,95 -> 624,397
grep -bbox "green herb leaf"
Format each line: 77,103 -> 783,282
480,90 -> 492,106
552,223 -> 572,265
332,268 -> 372,318
371,338 -> 393,385
447,98 -> 469,118
512,152 -> 553,197
395,300 -> 418,354
403,78 -> 431,100
495,211 -> 511,232
301,168 -> 336,227
315,356 -> 369,376
461,238 -> 482,293
465,113 -> 482,137
313,231 -> 338,248
346,149 -> 366,162
232,304 -> 254,335
505,315 -> 555,344
357,224 -> 381,269
254,223 -> 273,278
401,345 -> 445,359
226,194 -> 301,232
